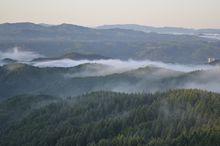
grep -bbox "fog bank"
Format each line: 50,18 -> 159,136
33,58 -> 217,73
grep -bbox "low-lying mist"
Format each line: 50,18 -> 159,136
33,58 -> 217,73
0,47 -> 43,62
179,68 -> 220,93
1,48 -> 220,96
0,48 -> 217,73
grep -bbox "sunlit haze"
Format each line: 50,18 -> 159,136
0,0 -> 220,28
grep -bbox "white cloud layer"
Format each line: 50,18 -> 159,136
33,58 -> 217,73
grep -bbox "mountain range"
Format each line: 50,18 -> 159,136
0,22 -> 220,146
97,24 -> 220,36
1,23 -> 220,64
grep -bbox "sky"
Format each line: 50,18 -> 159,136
0,0 -> 220,28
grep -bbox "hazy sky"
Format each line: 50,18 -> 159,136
0,0 -> 220,28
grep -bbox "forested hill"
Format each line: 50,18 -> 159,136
0,89 -> 219,146
1,63 -> 220,99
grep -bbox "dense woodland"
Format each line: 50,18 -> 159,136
0,89 -> 219,146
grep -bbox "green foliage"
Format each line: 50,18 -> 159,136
0,89 -> 219,146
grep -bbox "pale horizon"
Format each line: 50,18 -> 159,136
0,0 -> 220,29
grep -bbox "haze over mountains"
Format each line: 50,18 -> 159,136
0,22 -> 220,100
0,59 -> 220,99
1,23 -> 220,64
0,36 -> 220,99
97,24 -> 220,39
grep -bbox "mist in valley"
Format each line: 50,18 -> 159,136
1,0 -> 220,145
0,48 -> 220,97
0,47 -> 43,62
1,47 -> 217,72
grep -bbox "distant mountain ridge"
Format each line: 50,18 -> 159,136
0,22 -> 220,64
97,24 -> 220,35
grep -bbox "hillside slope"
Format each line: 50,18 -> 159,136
0,89 -> 219,146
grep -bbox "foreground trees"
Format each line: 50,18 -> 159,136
0,89 -> 219,146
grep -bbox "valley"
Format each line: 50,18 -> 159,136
0,23 -> 219,146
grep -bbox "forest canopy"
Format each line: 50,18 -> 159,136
0,89 -> 219,146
